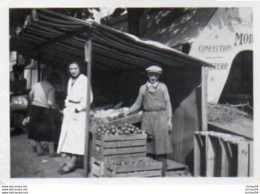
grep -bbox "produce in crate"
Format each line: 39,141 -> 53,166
112,159 -> 153,166
104,157 -> 163,177
92,107 -> 129,121
96,123 -> 144,136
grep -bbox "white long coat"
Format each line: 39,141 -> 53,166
57,74 -> 93,155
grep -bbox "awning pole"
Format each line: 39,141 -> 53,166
83,39 -> 92,177
37,51 -> 41,81
201,67 -> 208,131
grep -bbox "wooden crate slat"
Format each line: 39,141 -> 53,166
165,170 -> 191,177
206,135 -> 215,177
114,170 -> 162,177
237,142 -> 249,177
219,139 -> 229,177
249,141 -> 253,176
107,165 -> 162,173
90,157 -> 105,177
107,153 -> 146,159
208,122 -> 253,139
91,163 -> 102,177
95,139 -> 146,148
106,158 -> 162,172
102,146 -> 146,155
105,170 -> 162,177
94,152 -> 146,161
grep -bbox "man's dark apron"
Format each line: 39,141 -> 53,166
141,85 -> 173,155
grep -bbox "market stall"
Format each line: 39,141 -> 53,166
10,9 -> 213,176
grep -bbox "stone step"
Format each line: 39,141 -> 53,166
165,159 -> 192,177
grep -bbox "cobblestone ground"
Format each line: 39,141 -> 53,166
11,134 -> 84,178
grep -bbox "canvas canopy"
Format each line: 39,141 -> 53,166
10,9 -> 212,71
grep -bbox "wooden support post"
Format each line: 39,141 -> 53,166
194,132 -> 210,177
201,67 -> 208,131
30,69 -> 33,88
83,39 -> 92,177
194,135 -> 200,176
37,52 -> 41,81
194,134 -> 207,177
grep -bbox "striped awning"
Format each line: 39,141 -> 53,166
10,9 -> 213,71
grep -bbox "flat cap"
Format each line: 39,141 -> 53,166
146,65 -> 163,74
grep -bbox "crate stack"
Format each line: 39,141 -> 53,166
90,124 -> 163,177
194,131 -> 253,177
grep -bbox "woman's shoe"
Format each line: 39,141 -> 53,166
57,163 -> 66,173
36,151 -> 46,156
58,164 -> 76,175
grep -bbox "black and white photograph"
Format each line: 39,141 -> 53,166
7,7 -> 255,180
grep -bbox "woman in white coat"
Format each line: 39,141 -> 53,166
57,62 -> 93,174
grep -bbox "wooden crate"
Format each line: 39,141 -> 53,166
93,133 -> 147,161
194,131 -> 253,177
104,157 -> 162,177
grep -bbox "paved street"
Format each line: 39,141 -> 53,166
11,134 -> 84,178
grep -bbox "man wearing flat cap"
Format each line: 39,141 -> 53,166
125,65 -> 173,176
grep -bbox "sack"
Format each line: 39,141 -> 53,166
10,95 -> 29,111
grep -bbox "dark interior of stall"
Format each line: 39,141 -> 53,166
89,62 -> 203,173
91,65 -> 202,109
40,60 -> 203,173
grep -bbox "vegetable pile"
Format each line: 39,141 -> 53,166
208,102 -> 252,123
96,123 -> 144,136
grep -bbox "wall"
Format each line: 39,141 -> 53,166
189,8 -> 253,102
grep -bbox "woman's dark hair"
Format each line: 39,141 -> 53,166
69,61 -> 80,68
68,61 -> 87,74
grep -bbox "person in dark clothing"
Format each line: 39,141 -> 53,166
28,72 -> 60,156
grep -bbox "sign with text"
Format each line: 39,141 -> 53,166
189,8 -> 253,102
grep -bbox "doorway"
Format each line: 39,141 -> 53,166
219,51 -> 253,107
